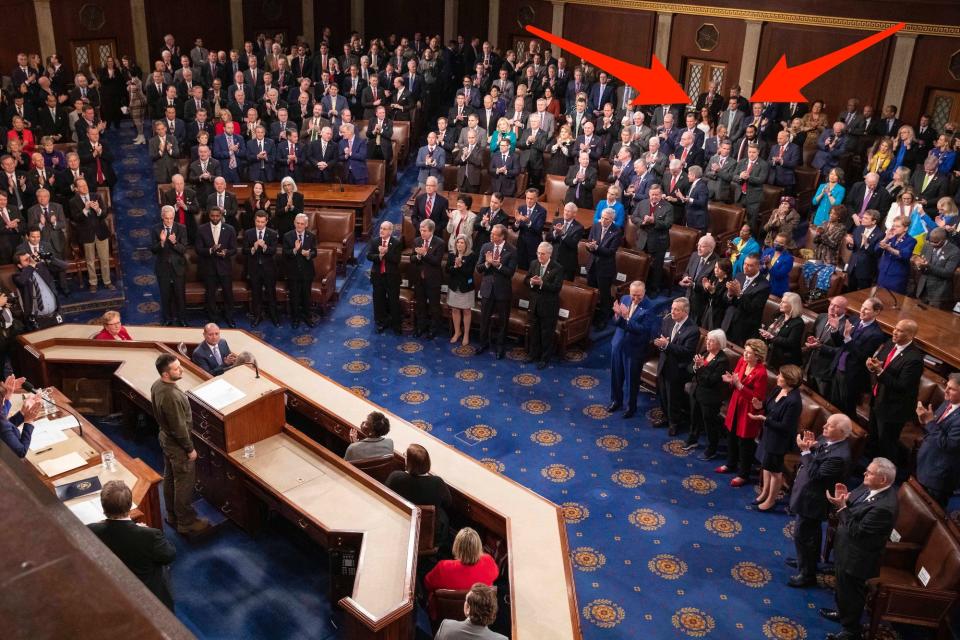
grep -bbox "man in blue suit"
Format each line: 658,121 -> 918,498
767,130 -> 800,194
683,166 -> 709,233
513,188 -> 547,270
588,72 -> 615,118
811,121 -> 849,177
245,125 -> 275,182
845,209 -> 883,291
608,281 -> 652,419
212,122 -> 246,183
1,375 -> 42,458
191,323 -> 236,376
338,122 -> 368,184
828,296 -> 887,417
320,84 -> 349,129
916,374 -> 960,507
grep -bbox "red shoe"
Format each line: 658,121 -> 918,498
729,477 -> 748,487
714,465 -> 731,474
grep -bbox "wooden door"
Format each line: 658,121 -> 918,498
926,90 -> 960,132
69,39 -> 117,75
683,59 -> 727,105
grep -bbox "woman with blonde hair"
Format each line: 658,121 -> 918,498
547,123 -> 575,176
865,136 -> 894,185
750,364 -> 802,511
593,185 -> 625,227
423,526 -> 499,621
884,187 -> 923,231
489,116 -> 517,153
892,124 -> 922,170
446,234 -> 478,346
716,339 -> 768,487
759,292 -> 805,368
94,310 -> 132,341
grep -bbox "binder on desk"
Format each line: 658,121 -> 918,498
55,475 -> 102,502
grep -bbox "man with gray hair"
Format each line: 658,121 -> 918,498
915,226 -> 960,308
911,155 -> 948,216
787,413 -> 852,589
523,242 -> 564,369
367,220 -> 402,334
283,212 -> 317,328
679,234 -> 717,323
152,204 -> 188,326
844,171 -> 889,223
411,219 -> 445,339
653,296 -> 700,435
821,457 -> 898,640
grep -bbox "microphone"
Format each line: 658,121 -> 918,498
868,285 -> 900,311
22,381 -> 83,437
235,351 -> 260,378
335,175 -> 344,192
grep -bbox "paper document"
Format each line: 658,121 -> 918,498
193,378 -> 246,410
28,428 -> 68,451
32,415 -> 80,432
38,452 -> 88,477
68,496 -> 105,525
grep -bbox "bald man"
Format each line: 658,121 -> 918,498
866,319 -> 924,464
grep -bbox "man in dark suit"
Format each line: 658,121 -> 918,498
719,99 -> 746,145
145,72 -> 169,121
915,374 -> 960,507
766,130 -> 800,194
243,211 -> 279,327
911,156 -> 948,216
721,253 -> 770,346
191,322 -> 237,375
878,105 -> 901,138
867,319 -> 924,464
338,123 -> 368,184
246,126 -> 275,182
811,121 -> 849,177
915,227 -> 960,309
411,219 -> 445,339
274,130 -> 304,181
305,126 -> 339,183
474,192 -> 511,250
411,178 -> 449,230
683,166 -> 709,233
453,129 -> 483,193
661,158 -> 690,226
187,146 -> 220,212
517,114 -> 550,192
585,208 -> 623,329
630,184 -> 673,297
151,206 -> 188,326
366,106 -> 394,168
36,93 -> 70,141
915,114 -> 937,153
549,203 -> 585,281
78,126 -> 117,190
821,457 -> 898,640
731,143 -> 770,233
653,297 -> 700,436
575,120 -> 603,165
195,206 -> 237,327
489,138 -> 519,197
845,174 -> 890,227
564,152 -> 598,209
524,242 -> 564,369
367,220 -> 402,335
587,73 -> 615,118
159,175 -> 199,246
609,281 -> 652,418
845,210 -> 884,291
88,480 -> 176,610
68,178 -> 113,291
513,188 -> 547,271
679,235 -> 718,324
475,224 -> 517,359
804,296 -> 850,398
829,296 -> 887,416
284,213 -> 317,328
787,414 -> 853,588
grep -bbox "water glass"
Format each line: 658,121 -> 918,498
243,444 -> 256,459
101,450 -> 116,472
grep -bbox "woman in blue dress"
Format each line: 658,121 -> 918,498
876,215 -> 917,294
811,167 -> 845,226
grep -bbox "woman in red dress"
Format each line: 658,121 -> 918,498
423,526 -> 498,621
93,310 -> 132,341
715,338 -> 768,486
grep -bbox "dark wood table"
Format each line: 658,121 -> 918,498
845,288 -> 960,370
232,183 -> 378,238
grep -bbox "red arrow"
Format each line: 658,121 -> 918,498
750,22 -> 905,102
524,25 -> 688,106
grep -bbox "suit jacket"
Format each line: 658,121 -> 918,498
574,134 -> 603,164
194,222 -> 237,276
807,313 -> 848,381
282,229 -> 317,279
830,318 -> 887,390
549,218 -> 585,280
761,387 -> 803,456
415,146 -> 445,185
338,136 -> 368,183
435,619 -> 507,640
26,202 -> 65,230
766,143 -> 800,187
611,294 -> 652,354
77,138 -> 117,187
87,520 -> 176,609
872,341 -> 925,423
629,198 -> 672,253
367,235 -> 402,279
192,339 -> 232,375
585,223 -> 622,278
719,109 -> 745,143
691,350 -> 730,405
722,273 -> 771,346
246,137 -> 276,181
845,182 -> 891,221
148,135 -> 180,183
366,118 -> 394,164
243,226 -> 279,275
916,241 -> 960,305
564,165 -> 598,209
151,222 -> 188,277
476,242 -> 517,301
684,252 -> 718,322
516,127 -> 548,172
411,234 -> 445,287
305,138 -> 339,182
917,401 -> 960,492
766,314 -> 805,369
834,485 -> 898,579
656,317 -> 699,382
68,193 -> 110,243
705,154 -> 734,202
187,159 -> 221,205
811,130 -> 849,172
274,140 -> 305,179
453,144 -> 483,189
847,225 -> 883,282
476,108 -> 500,136
685,179 -> 710,231
588,83 -> 615,114
789,437 -> 852,520
524,259 -> 564,317
732,157 -> 770,208
161,187 -> 201,238
489,151 -> 520,196
36,105 -> 70,140
877,233 -> 916,293
910,171 -> 948,216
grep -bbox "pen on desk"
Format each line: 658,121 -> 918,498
35,447 -> 53,454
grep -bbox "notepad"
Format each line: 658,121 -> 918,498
68,496 -> 105,525
193,378 -> 246,410
28,428 -> 68,451
32,415 -> 80,432
38,452 -> 88,477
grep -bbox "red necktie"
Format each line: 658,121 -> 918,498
96,158 -> 105,183
425,196 -> 433,218
176,193 -> 186,224
742,162 -> 752,194
670,174 -> 678,192
380,238 -> 387,274
873,347 -> 899,396
939,404 -> 956,423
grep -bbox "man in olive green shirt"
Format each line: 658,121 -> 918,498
151,354 -> 209,534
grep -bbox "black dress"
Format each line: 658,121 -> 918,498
765,315 -> 805,369
546,138 -> 574,176
385,470 -> 452,544
701,274 -> 732,330
98,67 -> 126,125
756,387 -> 801,472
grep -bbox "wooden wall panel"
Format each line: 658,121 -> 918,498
49,0 -> 135,72
0,0 -> 39,69
561,5 -> 654,68
666,0 -> 960,24
363,0 -> 444,43
900,35 -> 960,123
497,0 -> 552,52
755,24 -> 893,121
144,0 -> 232,58
458,0 -> 491,44
242,0 -> 303,42
315,0 -> 352,47
667,14 -> 745,97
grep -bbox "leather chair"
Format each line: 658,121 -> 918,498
273,253 -> 290,315
314,209 -> 355,268
366,159 -> 386,210
157,183 -> 173,206
866,520 -> 960,639
430,586 -> 498,634
393,122 -> 410,166
544,175 -> 567,203
441,164 -> 458,192
667,225 -> 701,284
592,181 -> 611,207
309,248 -> 338,313
229,257 -> 250,306
418,505 -> 439,556
348,454 -> 401,484
707,202 -> 745,245
183,250 -> 205,307
614,249 -> 651,296
621,217 -> 638,249
795,167 -> 819,217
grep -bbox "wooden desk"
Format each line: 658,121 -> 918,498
19,325 -> 582,640
19,388 -> 162,529
231,183 -> 378,238
845,289 -> 960,369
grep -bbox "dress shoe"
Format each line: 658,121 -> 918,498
536,360 -> 547,370
413,328 -> 424,338
818,608 -> 840,623
163,320 -> 174,327
251,316 -> 262,328
177,321 -> 188,327
786,574 -> 817,588
622,409 -> 635,419
376,324 -> 385,334
177,517 -> 212,535
89,284 -> 97,293
475,344 -> 488,355
606,402 -> 622,412
729,477 -> 748,487
304,317 -> 316,328
699,449 -> 718,460
714,465 -> 731,473
292,320 -> 300,329
425,331 -> 436,340
496,350 -> 505,360
784,558 -> 798,568
105,283 -> 116,290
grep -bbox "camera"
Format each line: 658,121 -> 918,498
38,250 -> 53,261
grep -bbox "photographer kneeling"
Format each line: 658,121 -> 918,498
17,226 -> 70,296
12,249 -> 63,330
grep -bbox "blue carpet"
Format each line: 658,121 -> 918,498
78,121 -> 951,640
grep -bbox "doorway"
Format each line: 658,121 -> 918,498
70,39 -> 118,75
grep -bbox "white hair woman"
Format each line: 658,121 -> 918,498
685,328 -> 731,457
759,292 -> 805,369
